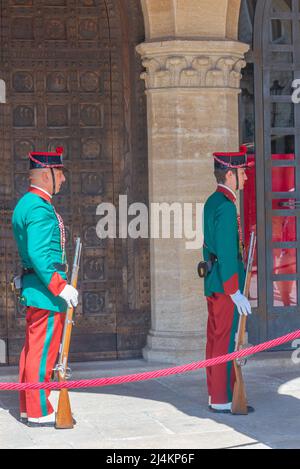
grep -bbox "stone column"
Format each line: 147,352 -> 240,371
137,40 -> 248,363
0,79 -> 6,103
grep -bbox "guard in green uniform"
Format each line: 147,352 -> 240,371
203,145 -> 254,414
12,147 -> 78,427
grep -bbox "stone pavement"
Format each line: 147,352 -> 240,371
0,352 -> 300,449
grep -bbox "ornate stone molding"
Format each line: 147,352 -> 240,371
136,40 -> 249,90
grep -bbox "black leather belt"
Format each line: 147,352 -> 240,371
54,263 -> 68,273
22,268 -> 35,275
22,263 -> 68,275
209,253 -> 218,264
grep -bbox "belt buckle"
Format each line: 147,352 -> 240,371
10,276 -> 15,293
11,275 -> 22,294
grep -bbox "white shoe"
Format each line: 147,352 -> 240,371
27,413 -> 55,427
20,412 -> 28,423
209,402 -> 232,414
211,402 -> 232,410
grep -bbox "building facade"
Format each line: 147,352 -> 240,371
0,0 -> 299,365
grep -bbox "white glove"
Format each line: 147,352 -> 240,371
230,290 -> 252,316
59,285 -> 79,308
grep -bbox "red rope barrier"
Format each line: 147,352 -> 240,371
1,329 -> 299,392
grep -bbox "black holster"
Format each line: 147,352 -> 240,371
197,254 -> 218,279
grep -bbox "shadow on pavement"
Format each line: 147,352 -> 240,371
1,365 -> 300,448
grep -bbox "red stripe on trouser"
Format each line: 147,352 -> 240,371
19,308 -> 65,419
206,293 -> 237,405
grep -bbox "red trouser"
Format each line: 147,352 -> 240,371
19,307 -> 65,419
206,293 -> 239,405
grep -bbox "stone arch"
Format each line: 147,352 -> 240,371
141,0 -> 242,41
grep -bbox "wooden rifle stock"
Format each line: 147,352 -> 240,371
231,232 -> 256,415
55,238 -> 82,430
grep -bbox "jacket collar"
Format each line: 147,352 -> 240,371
28,185 -> 52,204
217,184 -> 237,203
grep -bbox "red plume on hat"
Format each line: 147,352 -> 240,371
239,145 -> 248,155
56,146 -> 64,155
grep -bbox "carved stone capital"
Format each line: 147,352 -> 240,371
136,40 -> 249,91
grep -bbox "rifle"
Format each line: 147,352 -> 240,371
55,237 -> 82,430
231,231 -> 256,415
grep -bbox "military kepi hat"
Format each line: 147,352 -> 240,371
213,145 -> 254,170
29,147 -> 64,170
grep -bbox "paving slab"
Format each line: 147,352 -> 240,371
0,355 -> 299,449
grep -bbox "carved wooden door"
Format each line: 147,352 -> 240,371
0,0 -> 150,365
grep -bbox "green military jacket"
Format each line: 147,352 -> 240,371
203,185 -> 245,298
12,187 -> 68,312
